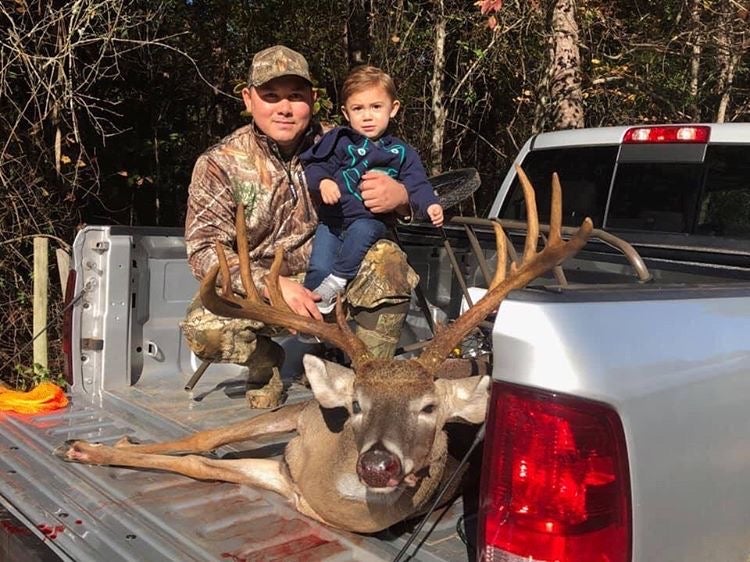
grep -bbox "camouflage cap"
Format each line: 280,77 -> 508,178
248,45 -> 312,87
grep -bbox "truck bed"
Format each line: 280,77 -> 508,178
5,216 -> 748,562
0,351 -> 471,561
0,225 -> 478,561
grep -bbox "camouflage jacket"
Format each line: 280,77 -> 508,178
185,122 -> 323,293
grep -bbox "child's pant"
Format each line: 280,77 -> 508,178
304,218 -> 389,290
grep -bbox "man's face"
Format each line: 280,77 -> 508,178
242,76 -> 314,152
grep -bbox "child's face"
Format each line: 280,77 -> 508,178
342,86 -> 400,140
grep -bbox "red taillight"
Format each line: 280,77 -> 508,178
478,382 -> 631,562
623,125 -> 710,143
62,269 -> 77,386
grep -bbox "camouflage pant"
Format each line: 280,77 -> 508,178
181,240 -> 419,368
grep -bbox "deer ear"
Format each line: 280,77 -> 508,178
435,376 -> 490,424
303,354 -> 355,409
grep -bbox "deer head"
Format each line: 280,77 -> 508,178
200,166 -> 593,492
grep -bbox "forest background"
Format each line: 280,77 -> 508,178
1,0 -> 748,386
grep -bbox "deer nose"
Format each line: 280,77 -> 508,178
357,446 -> 403,488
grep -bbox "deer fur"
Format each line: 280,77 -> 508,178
57,167 -> 593,533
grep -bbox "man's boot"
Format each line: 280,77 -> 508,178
352,301 -> 410,359
244,336 -> 285,408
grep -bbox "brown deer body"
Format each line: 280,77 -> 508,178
57,168 -> 593,533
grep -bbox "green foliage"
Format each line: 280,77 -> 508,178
12,363 -> 67,393
2,0 -> 749,387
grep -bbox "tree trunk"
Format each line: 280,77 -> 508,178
549,0 -> 584,129
534,0 -> 584,132
429,0 -> 447,175
715,0 -> 745,122
688,0 -> 702,120
346,0 -> 372,66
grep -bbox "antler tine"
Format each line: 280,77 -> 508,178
549,172 -> 563,245
416,167 -> 594,374
488,221 -> 507,291
515,164 -> 540,261
235,203 -> 261,302
265,246 -> 295,313
217,242 -> 234,298
199,208 -> 374,370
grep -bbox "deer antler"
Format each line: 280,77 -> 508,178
199,203 -> 373,369
416,165 -> 594,373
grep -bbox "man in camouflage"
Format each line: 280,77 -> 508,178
182,46 -> 418,404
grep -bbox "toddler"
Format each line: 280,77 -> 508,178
301,65 -> 443,313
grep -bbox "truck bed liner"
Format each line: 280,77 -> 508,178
0,368 -> 470,561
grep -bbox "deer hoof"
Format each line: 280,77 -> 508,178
54,440 -> 100,463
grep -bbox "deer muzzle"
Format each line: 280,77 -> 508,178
356,446 -> 403,489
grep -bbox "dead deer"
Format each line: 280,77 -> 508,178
56,167 -> 592,533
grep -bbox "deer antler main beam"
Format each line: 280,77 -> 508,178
199,203 -> 373,370
416,165 -> 593,373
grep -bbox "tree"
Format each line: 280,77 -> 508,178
478,0 -> 584,132
0,0 -> 176,383
346,0 -> 373,66
714,0 -> 748,121
429,0 -> 448,174
544,0 -> 584,130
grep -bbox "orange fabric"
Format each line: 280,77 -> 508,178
0,382 -> 69,414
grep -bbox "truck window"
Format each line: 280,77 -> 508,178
499,146 -> 617,228
606,144 -> 750,238
697,145 -> 750,238
605,161 -> 703,233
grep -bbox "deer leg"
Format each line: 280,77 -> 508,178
56,442 -> 295,498
106,401 -> 307,455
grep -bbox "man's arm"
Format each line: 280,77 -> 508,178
185,154 -> 240,282
186,154 -> 323,319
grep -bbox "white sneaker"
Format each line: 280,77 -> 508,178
313,275 -> 346,314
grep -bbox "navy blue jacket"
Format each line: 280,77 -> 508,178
300,126 -> 438,226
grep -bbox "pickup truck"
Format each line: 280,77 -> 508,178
1,123 -> 749,562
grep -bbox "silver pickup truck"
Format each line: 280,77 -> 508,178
1,123 -> 748,562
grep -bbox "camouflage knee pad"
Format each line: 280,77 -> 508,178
346,240 -> 419,309
346,240 -> 418,358
352,303 -> 411,359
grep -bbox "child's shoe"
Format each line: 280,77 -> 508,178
313,275 -> 346,314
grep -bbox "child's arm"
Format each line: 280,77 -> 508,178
427,203 -> 444,227
397,146 -> 442,223
303,160 -> 341,196
319,178 -> 341,204
299,128 -> 346,195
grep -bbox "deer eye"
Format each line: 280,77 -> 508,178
421,404 -> 436,414
352,400 -> 362,414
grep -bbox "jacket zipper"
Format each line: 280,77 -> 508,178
269,140 -> 311,222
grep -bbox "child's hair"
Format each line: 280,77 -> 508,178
341,65 -> 398,104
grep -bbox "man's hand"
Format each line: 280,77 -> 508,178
320,178 -> 341,205
268,276 -> 323,322
359,171 -> 409,215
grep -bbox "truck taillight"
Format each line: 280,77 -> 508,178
478,382 -> 631,562
623,125 -> 709,143
62,269 -> 76,386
